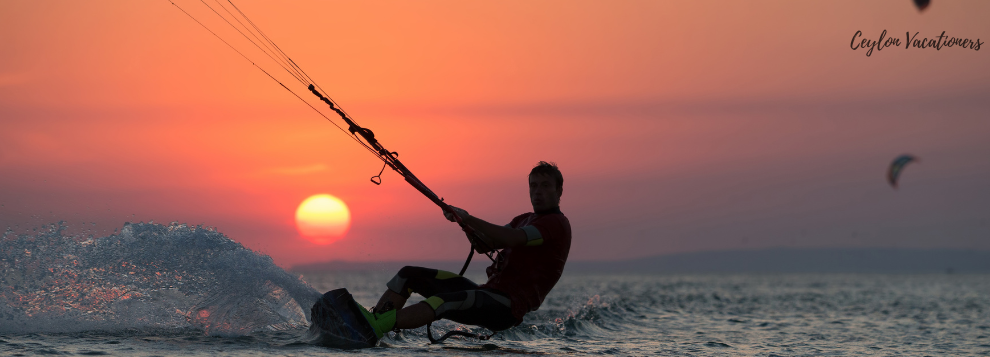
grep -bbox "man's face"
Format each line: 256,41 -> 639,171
529,173 -> 561,212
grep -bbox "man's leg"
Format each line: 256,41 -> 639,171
373,266 -> 478,312
363,266 -> 482,336
394,302 -> 436,329
366,289 -> 516,333
373,289 -> 407,313
389,289 -> 515,330
354,299 -> 436,339
420,288 -> 517,331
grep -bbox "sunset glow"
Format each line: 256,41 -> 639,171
1,1 -> 988,268
295,194 -> 351,244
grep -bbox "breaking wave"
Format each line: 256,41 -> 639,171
0,222 -> 321,335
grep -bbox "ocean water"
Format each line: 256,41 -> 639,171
2,223 -> 989,356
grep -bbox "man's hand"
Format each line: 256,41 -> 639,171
443,206 -> 492,251
441,204 -> 527,251
443,205 -> 469,222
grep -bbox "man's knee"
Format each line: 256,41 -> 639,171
397,266 -> 426,278
387,266 -> 418,297
388,266 -> 433,297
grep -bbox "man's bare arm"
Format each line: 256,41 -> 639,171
445,206 -> 527,250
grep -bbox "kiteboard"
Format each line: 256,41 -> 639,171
307,288 -> 379,349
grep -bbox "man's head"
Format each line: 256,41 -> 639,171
529,161 -> 563,212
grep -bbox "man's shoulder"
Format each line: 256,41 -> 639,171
511,212 -> 534,221
510,211 -> 569,224
510,212 -> 570,241
508,212 -> 535,227
535,211 -> 569,224
538,213 -> 571,239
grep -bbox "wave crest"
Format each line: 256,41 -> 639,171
0,221 -> 320,335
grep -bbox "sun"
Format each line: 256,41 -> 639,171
295,194 -> 351,244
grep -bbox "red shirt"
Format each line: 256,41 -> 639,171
481,211 -> 571,323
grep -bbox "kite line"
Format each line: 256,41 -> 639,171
166,0 -> 496,274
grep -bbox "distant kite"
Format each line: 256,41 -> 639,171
887,154 -> 918,189
914,0 -> 931,11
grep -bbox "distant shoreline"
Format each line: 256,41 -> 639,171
291,248 -> 990,274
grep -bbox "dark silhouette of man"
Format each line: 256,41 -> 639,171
355,161 -> 571,338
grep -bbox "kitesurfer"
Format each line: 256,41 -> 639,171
356,161 -> 572,338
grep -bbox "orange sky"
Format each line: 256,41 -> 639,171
2,0 -> 989,267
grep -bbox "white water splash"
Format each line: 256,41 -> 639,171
0,221 -> 321,335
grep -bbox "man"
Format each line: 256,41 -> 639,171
355,161 -> 571,339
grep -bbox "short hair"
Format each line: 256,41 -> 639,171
529,161 -> 563,189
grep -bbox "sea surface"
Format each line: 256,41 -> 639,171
2,222 -> 989,356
